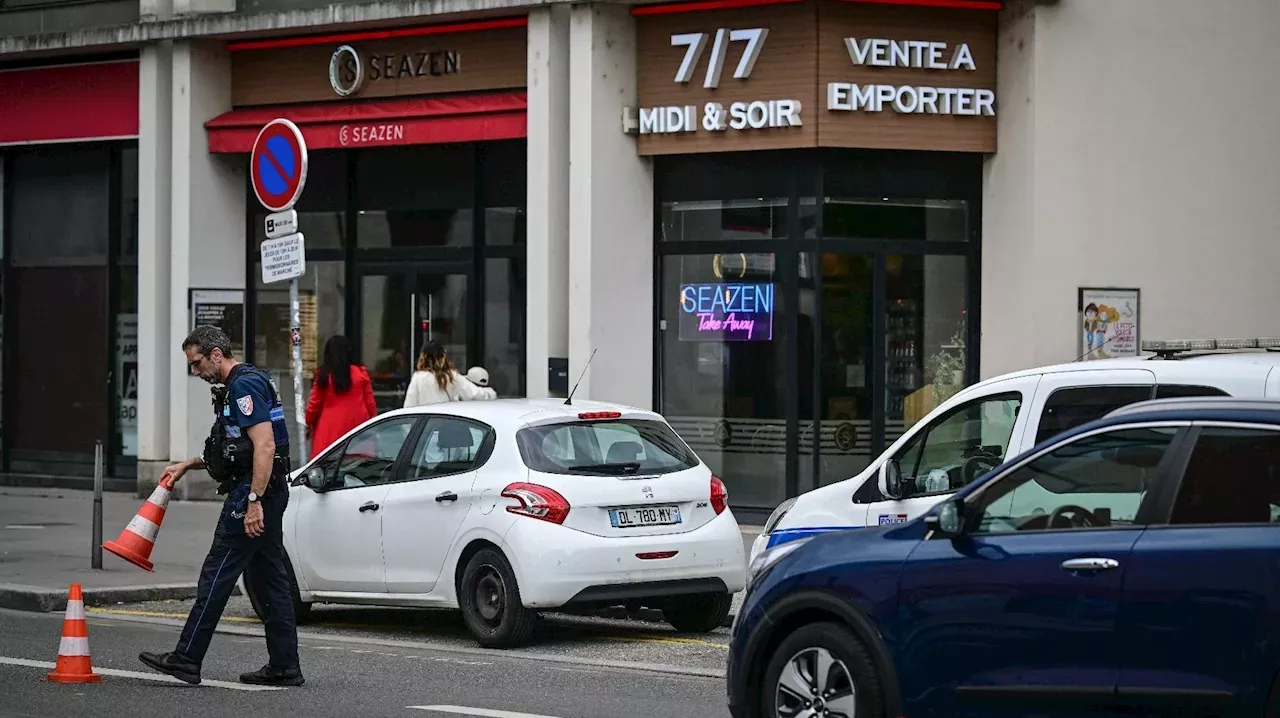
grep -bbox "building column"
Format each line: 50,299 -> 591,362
526,5 -> 571,399
567,4 -> 654,408
136,41 -> 174,496
163,39 -> 246,500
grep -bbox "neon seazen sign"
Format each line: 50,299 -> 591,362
678,283 -> 774,341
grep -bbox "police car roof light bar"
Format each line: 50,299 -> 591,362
1142,336 -> 1280,358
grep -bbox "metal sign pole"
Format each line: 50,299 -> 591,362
290,277 -> 307,463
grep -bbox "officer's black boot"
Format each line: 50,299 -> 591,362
139,650 -> 201,685
240,663 -> 305,686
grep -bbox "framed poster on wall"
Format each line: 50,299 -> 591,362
189,289 -> 246,359
1079,287 -> 1140,360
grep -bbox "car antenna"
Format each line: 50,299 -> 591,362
564,349 -> 597,406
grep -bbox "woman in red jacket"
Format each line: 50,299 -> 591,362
305,335 -> 377,456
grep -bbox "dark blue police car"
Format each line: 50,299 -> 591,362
728,397 -> 1280,718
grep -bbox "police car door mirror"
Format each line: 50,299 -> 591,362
879,459 -> 904,500
305,467 -> 328,491
925,499 -> 965,537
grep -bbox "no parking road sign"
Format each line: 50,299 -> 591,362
250,118 -> 308,213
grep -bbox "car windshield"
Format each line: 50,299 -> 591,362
516,419 -> 699,476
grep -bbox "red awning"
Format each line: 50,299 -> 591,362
205,92 -> 526,153
0,60 -> 139,146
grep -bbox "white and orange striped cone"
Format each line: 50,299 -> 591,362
47,584 -> 101,683
103,476 -> 175,572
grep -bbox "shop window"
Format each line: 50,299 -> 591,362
661,199 -> 789,242
251,150 -> 347,251
484,257 -> 525,397
115,147 -> 140,459
824,198 -> 967,242
885,254 -> 968,439
357,145 -> 474,248
660,252 -> 785,507
9,145 -> 110,267
483,140 -> 525,246
253,260 -> 347,467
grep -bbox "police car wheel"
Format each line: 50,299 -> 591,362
662,592 -> 732,633
245,563 -> 312,625
459,548 -> 536,649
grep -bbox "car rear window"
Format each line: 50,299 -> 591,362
516,419 -> 700,476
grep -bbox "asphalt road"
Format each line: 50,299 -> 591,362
101,594 -> 733,674
0,607 -> 730,718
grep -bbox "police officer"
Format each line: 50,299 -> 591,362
139,325 -> 303,687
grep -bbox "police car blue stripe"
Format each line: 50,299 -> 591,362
765,526 -> 860,549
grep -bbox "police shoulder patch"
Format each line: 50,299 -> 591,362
236,395 -> 254,416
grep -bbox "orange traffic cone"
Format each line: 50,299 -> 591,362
103,477 -> 174,572
47,584 -> 101,683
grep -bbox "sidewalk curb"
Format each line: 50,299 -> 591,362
0,582 -> 241,613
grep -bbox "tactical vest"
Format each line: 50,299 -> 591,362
203,364 -> 290,495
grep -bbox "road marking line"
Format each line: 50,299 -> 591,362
89,607 -> 261,624
409,706 -> 564,718
0,656 -> 285,691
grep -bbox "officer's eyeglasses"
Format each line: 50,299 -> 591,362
189,355 -> 207,372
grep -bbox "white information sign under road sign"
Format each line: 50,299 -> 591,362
260,232 -> 306,283
264,209 -> 298,239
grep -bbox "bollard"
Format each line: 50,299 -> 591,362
91,441 -> 104,569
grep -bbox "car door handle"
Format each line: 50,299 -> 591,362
1061,557 -> 1120,573
435,491 -> 458,503
359,501 -> 380,513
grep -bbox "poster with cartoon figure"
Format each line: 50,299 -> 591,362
1079,288 -> 1140,360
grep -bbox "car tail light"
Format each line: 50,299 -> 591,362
578,411 -> 622,420
502,482 -> 570,524
636,551 -> 678,560
711,475 -> 728,515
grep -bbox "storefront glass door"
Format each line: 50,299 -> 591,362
357,264 -> 471,413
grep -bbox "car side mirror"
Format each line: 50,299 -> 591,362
305,466 -> 328,491
924,498 -> 966,537
879,459 -> 904,500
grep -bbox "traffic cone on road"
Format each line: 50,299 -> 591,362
47,584 -> 101,683
103,477 -> 174,572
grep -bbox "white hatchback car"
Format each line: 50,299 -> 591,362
243,398 -> 747,648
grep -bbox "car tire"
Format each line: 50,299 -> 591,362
459,548 -> 537,648
662,592 -> 732,633
760,621 -> 885,718
244,561 -> 312,625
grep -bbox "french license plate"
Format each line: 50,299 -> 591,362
610,506 -> 682,528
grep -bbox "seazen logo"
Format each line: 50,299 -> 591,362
329,45 -> 364,97
678,283 -> 774,342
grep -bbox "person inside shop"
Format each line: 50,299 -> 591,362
305,334 -> 378,455
403,340 -> 497,407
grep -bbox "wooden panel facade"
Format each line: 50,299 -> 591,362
230,26 -> 528,108
635,0 -> 997,155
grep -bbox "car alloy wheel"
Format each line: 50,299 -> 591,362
775,646 -> 857,718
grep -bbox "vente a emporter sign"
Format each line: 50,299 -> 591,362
638,28 -> 803,135
827,38 -> 995,117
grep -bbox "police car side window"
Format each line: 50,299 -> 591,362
1034,385 -> 1154,444
335,418 -> 417,489
891,393 -> 1022,499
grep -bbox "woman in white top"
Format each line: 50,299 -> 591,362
403,341 -> 497,407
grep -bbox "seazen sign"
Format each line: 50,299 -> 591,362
679,283 -> 775,342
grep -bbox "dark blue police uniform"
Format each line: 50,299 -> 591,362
175,363 -> 299,670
